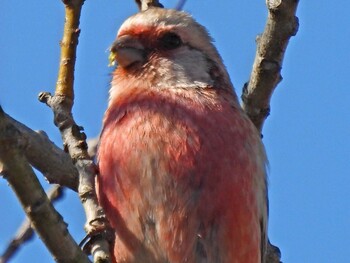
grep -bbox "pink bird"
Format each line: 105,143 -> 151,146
97,8 -> 268,263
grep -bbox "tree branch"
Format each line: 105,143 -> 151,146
242,0 -> 299,132
241,1 -> 300,262
56,0 -> 84,99
38,0 -> 112,262
0,185 -> 65,263
6,113 -> 78,191
0,108 -> 89,263
39,94 -> 112,263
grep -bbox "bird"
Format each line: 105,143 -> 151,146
97,7 -> 268,263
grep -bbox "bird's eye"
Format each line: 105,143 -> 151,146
159,32 -> 182,50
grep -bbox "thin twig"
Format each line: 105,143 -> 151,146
242,0 -> 299,132
55,0 -> 84,99
39,0 -> 112,262
0,185 -> 64,263
0,107 -> 89,263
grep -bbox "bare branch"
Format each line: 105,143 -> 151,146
55,0 -> 85,99
38,0 -> 112,261
0,185 -> 64,263
135,0 -> 163,11
242,0 -> 299,132
0,108 -> 89,263
241,1 -> 300,262
39,94 -> 112,263
6,114 -> 78,191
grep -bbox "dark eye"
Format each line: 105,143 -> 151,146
159,32 -> 182,50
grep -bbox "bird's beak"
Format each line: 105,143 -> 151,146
109,35 -> 145,68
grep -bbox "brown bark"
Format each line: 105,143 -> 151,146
38,0 -> 113,262
242,0 -> 299,132
0,108 -> 89,263
0,185 -> 64,263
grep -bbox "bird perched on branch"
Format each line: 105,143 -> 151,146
97,7 -> 268,263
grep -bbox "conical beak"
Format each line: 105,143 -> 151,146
109,35 -> 145,68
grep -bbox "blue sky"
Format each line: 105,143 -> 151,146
1,1 -> 350,262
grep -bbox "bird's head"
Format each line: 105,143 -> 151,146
109,8 -> 233,96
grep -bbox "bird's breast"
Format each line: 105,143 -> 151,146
97,87 -> 264,262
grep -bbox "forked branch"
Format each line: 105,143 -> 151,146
0,108 -> 89,263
